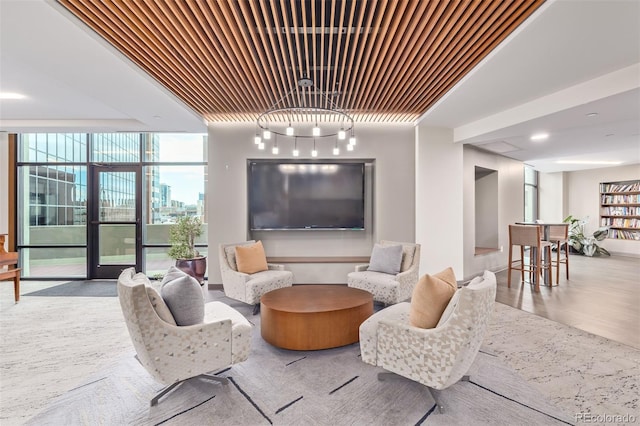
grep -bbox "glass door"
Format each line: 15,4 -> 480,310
89,165 -> 141,279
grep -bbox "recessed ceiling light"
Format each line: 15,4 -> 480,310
586,112 -> 598,117
0,92 -> 26,100
530,132 -> 549,141
555,160 -> 622,165
605,133 -> 615,137
153,115 -> 162,119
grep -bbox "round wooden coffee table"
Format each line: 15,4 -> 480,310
260,285 -> 373,350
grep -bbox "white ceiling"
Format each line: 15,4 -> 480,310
420,0 -> 640,173
1,0 -> 639,173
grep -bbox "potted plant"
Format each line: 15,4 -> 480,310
168,216 -> 207,284
563,215 -> 610,256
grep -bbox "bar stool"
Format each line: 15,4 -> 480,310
547,224 -> 570,283
508,224 -> 553,292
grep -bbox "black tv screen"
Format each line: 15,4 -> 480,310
248,161 -> 365,230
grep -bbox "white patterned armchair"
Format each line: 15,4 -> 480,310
359,270 -> 496,413
347,240 -> 421,305
117,268 -> 252,406
219,241 -> 293,313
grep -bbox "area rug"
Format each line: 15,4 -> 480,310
23,280 -> 117,297
26,294 -> 573,426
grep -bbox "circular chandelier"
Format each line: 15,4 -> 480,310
254,78 -> 356,156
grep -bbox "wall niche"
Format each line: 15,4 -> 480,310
475,166 -> 499,255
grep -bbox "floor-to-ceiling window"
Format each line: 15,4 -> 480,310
16,133 -> 207,279
142,134 -> 208,278
524,165 -> 538,222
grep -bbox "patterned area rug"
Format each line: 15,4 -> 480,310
26,293 -> 572,425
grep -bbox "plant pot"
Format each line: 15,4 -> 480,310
175,256 -> 207,285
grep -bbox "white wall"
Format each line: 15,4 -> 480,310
207,123 -> 416,283
538,171 -> 566,222
463,146 -> 524,279
415,125 -> 464,278
0,133 -> 8,245
565,164 -> 640,257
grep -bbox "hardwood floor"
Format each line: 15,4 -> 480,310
495,252 -> 640,349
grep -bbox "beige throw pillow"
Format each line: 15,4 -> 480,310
409,267 -> 457,329
235,240 -> 269,274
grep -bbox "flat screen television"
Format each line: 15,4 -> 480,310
248,160 -> 365,230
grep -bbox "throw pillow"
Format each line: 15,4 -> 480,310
224,240 -> 256,271
381,240 -> 416,272
235,240 -> 269,274
409,267 -> 457,329
146,285 -> 177,325
161,266 -> 204,326
367,243 -> 403,275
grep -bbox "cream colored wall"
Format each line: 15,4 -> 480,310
415,125 -> 464,278
565,164 -> 640,257
463,146 -> 524,279
0,133 -> 8,239
207,123 -> 416,284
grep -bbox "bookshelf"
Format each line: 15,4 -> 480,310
599,179 -> 640,240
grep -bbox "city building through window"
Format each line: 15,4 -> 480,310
16,133 -> 208,279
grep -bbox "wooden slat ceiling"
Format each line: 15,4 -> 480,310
57,0 -> 545,124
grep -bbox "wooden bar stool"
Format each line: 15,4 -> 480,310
0,234 -> 20,303
508,224 -> 553,292
548,224 -> 570,283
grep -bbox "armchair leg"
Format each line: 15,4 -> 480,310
150,374 -> 229,406
377,372 -> 401,381
199,373 -> 229,386
151,381 -> 184,406
378,372 -> 471,415
252,304 -> 260,315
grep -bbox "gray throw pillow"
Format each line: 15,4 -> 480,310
367,243 -> 403,275
161,266 -> 204,326
146,285 -> 177,326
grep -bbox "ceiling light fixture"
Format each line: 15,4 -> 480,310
586,112 -> 598,117
530,132 -> 549,141
292,137 -> 299,157
0,92 -> 26,99
255,78 -> 356,156
555,160 -> 622,165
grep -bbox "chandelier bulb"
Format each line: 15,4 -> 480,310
311,149 -> 318,157
338,129 -> 346,140
286,125 -> 294,136
346,143 -> 354,151
349,136 -> 356,146
312,126 -> 321,137
272,146 -> 279,155
254,135 -> 261,144
258,142 -> 265,150
333,147 -> 340,155
292,149 -> 299,157
263,129 -> 271,140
